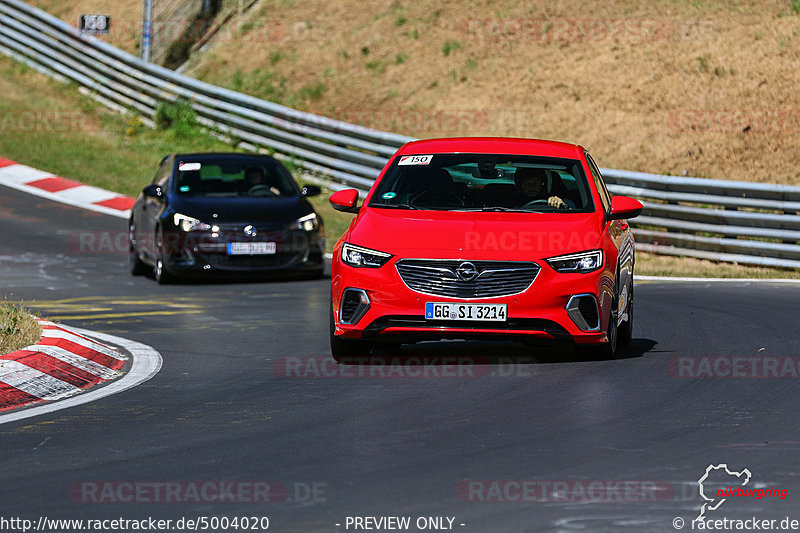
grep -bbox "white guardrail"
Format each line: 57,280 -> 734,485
2,0 -> 800,269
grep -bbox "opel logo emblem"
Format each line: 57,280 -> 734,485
244,225 -> 257,237
455,261 -> 478,281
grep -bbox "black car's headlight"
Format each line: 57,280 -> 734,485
341,243 -> 392,268
290,213 -> 319,232
173,213 -> 211,232
546,250 -> 604,273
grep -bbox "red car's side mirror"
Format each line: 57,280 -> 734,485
329,189 -> 360,213
608,195 -> 643,220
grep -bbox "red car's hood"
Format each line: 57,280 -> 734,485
348,208 -> 605,260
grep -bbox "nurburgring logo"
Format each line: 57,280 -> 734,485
695,464 -> 788,522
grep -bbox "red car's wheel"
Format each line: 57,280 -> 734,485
618,273 -> 634,347
596,269 -> 621,359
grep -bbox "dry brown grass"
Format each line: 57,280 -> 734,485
33,1 -> 800,183
177,0 -> 800,184
0,303 -> 42,355
30,0 -> 143,54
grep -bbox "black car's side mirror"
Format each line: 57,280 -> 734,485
143,184 -> 164,199
301,184 -> 322,197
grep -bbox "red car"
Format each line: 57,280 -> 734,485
329,138 -> 643,360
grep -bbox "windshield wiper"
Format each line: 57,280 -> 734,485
456,206 -> 540,212
371,203 -> 420,210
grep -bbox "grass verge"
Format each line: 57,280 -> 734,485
0,302 -> 42,355
0,56 -> 234,197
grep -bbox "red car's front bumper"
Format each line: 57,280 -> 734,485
332,257 -> 614,345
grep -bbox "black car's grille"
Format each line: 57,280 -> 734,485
395,259 -> 540,299
215,223 -> 287,233
201,252 -> 299,270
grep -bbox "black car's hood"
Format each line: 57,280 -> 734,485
169,195 -> 311,224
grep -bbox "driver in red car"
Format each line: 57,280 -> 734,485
514,167 -> 568,209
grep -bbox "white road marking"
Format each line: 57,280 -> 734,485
636,275 -> 800,284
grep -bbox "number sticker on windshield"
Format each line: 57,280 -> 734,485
398,155 -> 432,166
178,162 -> 201,171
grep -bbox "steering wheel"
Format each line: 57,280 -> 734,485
247,184 -> 275,195
521,198 -> 550,208
410,190 -> 464,206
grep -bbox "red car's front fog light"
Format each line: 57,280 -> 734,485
566,294 -> 600,331
340,288 -> 370,325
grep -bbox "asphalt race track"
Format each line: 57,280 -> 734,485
2,185 -> 800,532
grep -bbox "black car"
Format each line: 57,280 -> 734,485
129,153 -> 325,283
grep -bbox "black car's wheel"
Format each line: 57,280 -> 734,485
129,248 -> 148,276
618,273 -> 634,347
329,305 -> 372,362
128,222 -> 148,276
154,228 -> 175,285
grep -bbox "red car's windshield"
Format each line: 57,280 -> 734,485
369,154 -> 595,212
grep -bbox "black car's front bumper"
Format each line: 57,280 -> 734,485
161,227 -> 325,276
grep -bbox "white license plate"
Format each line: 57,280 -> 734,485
227,242 -> 277,255
425,302 -> 507,322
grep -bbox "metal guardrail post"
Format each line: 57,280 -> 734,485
141,0 -> 152,62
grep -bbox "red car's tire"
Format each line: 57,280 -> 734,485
618,274 -> 634,347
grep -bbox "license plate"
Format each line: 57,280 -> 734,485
425,302 -> 507,322
227,242 -> 276,255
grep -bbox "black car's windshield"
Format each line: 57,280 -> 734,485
174,157 -> 298,197
369,154 -> 594,212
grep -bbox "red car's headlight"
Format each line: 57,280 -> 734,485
546,250 -> 604,273
341,243 -> 392,268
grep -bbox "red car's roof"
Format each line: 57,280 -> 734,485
397,137 -> 584,159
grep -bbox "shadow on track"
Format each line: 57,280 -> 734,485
333,337 -> 660,369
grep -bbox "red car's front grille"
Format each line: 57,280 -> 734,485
395,259 -> 540,299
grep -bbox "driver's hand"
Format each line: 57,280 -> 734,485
548,196 -> 567,209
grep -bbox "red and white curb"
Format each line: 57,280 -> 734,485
0,320 -> 162,425
0,157 -> 134,219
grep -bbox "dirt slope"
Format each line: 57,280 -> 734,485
28,0 -> 800,183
